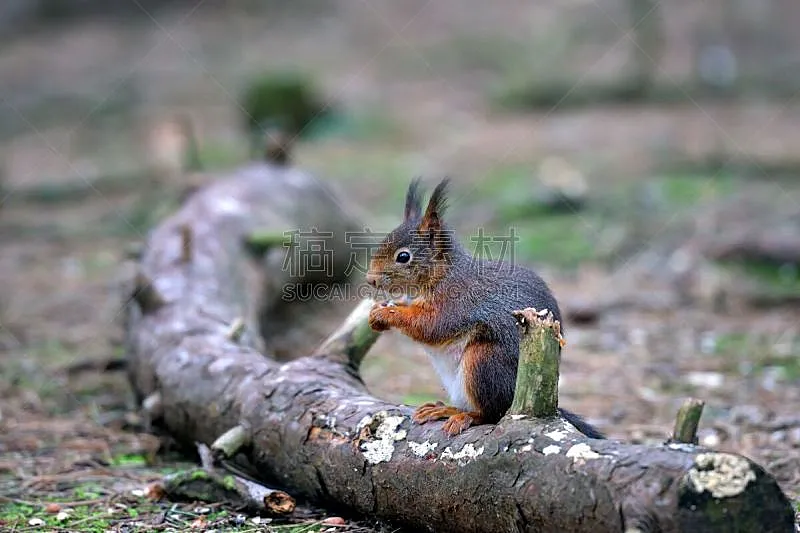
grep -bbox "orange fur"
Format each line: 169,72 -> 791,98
412,402 -> 460,422
367,299 -> 438,343
462,339 -> 493,418
442,412 -> 482,435
412,402 -> 483,436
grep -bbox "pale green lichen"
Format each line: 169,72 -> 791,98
408,440 -> 438,457
360,412 -> 407,465
565,443 -> 602,463
545,429 -> 568,442
375,416 -> 407,441
686,452 -> 756,498
440,443 -> 484,466
542,445 -> 561,455
356,414 -> 374,431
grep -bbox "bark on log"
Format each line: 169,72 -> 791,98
125,163 -> 795,533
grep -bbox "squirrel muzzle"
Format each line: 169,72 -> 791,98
365,271 -> 383,288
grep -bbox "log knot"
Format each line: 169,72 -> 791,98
685,452 -> 757,498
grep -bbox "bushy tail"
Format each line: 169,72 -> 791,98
559,408 -> 605,439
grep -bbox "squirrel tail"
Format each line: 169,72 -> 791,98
559,408 -> 605,439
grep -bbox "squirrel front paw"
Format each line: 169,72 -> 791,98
368,303 -> 396,331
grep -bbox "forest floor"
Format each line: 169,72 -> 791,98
1,2 -> 800,531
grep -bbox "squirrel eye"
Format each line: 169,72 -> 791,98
395,249 -> 412,264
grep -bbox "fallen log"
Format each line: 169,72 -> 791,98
124,163 -> 795,533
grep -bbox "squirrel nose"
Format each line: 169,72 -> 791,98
366,272 -> 380,288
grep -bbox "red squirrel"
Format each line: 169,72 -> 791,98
366,179 -> 603,438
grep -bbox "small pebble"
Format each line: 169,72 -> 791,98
130,489 -> 146,498
789,427 -> 800,445
45,502 -> 61,513
28,518 -> 45,526
629,328 -> 648,346
699,332 -> 716,354
686,371 -> 724,389
251,516 -> 262,525
193,507 -> 210,514
322,516 -> 346,525
700,430 -> 721,448
770,430 -> 788,444
56,511 -> 70,522
760,366 -> 783,391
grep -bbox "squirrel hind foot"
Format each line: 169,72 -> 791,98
442,411 -> 482,435
412,403 -> 483,435
411,401 -> 450,423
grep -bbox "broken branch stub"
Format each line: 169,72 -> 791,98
670,398 -> 705,445
244,230 -> 287,256
179,224 -> 193,264
211,425 -> 251,461
132,272 -> 165,314
125,164 -> 795,533
509,308 -> 561,418
312,298 -> 379,369
226,317 -> 247,343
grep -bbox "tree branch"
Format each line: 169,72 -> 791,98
313,298 -> 380,370
125,163 -> 795,533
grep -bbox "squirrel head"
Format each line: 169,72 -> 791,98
366,178 -> 457,298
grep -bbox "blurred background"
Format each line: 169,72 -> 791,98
0,0 -> 798,529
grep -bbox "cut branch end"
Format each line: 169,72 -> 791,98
226,317 -> 246,343
132,272 -> 166,314
142,392 -> 163,417
211,425 -> 251,461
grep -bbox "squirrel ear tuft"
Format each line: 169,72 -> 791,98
404,178 -> 424,221
422,178 -> 449,225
